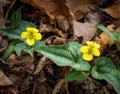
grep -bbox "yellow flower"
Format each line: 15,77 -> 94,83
80,41 -> 100,61
21,27 -> 42,46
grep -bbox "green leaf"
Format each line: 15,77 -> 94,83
64,69 -> 89,82
72,59 -> 90,71
15,41 -> 45,56
67,42 -> 90,71
112,30 -> 120,42
36,43 -> 74,66
36,42 -> 90,71
0,21 -> 36,40
111,31 -> 120,50
91,57 -> 120,94
96,24 -> 120,50
95,24 -> 117,41
67,42 -> 82,60
10,7 -> 22,27
0,7 -> 36,40
1,40 -> 20,60
15,42 -> 28,56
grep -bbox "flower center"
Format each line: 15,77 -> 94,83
88,47 -> 93,54
28,32 -> 35,39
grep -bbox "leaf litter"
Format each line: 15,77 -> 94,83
0,0 -> 120,94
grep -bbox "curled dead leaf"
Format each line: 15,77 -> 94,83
20,0 -> 96,32
40,24 -> 64,38
0,69 -> 18,94
103,0 -> 120,18
7,55 -> 35,75
56,15 -> 69,32
33,56 -> 47,75
67,0 -> 91,20
94,24 -> 115,53
20,0 -> 74,32
52,79 -> 66,94
44,36 -> 65,45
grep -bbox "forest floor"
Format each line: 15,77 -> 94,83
0,0 -> 120,94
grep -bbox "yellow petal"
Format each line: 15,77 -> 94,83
80,46 -> 90,53
92,48 -> 100,56
26,27 -> 39,33
34,33 -> 42,40
26,38 -> 35,46
82,53 -> 93,61
21,32 -> 29,38
93,43 -> 100,49
86,41 -> 100,48
86,41 -> 94,47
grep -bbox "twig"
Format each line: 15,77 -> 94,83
4,0 -> 16,24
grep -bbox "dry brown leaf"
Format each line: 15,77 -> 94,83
52,79 -> 66,94
0,69 -> 13,85
20,0 -> 101,44
94,24 -> 115,53
7,54 -> 35,75
40,24 -> 64,38
0,0 -> 8,28
56,15 -> 70,32
20,0 -> 94,32
74,12 -> 99,44
33,56 -> 46,74
44,35 -> 65,45
66,0 -> 91,20
0,69 -> 18,94
32,82 -> 52,94
116,25 -> 120,32
20,0 -> 92,21
103,0 -> 120,18
20,0 -> 74,31
0,85 -> 18,94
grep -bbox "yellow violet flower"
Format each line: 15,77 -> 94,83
80,41 -> 100,61
21,27 -> 42,46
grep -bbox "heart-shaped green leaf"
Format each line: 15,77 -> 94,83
15,41 -> 45,56
91,57 -> 120,94
64,69 -> 89,82
36,42 -> 90,71
10,7 -> 22,27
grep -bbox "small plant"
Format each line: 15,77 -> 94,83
1,8 -> 120,94
95,24 -> 120,50
21,27 -> 42,46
